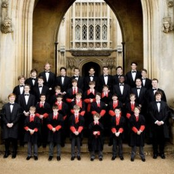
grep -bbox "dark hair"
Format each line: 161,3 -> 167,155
131,62 -> 137,66
60,67 -> 66,71
116,66 -> 123,70
141,69 -> 147,73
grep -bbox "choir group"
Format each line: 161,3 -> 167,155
1,62 -> 170,162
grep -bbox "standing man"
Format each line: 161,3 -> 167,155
113,66 -> 125,85
1,94 -> 21,158
98,66 -> 113,93
55,67 -> 71,95
141,69 -> 152,90
148,91 -> 169,159
84,67 -> 99,91
126,62 -> 141,88
39,62 -> 56,94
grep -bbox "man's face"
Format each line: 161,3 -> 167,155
155,94 -> 161,101
31,71 -> 37,77
24,86 -> 30,93
136,79 -> 142,86
131,63 -> 137,70
74,69 -> 80,76
40,96 -> 46,102
103,68 -> 109,75
45,64 -> 51,71
60,69 -> 66,76
9,96 -> 15,103
89,68 -> 95,75
141,71 -> 147,78
119,77 -> 125,83
152,80 -> 158,88
19,78 -> 25,84
117,68 -> 123,75
38,79 -> 44,85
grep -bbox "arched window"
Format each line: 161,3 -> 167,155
82,25 -> 87,40
102,25 -> 107,40
96,25 -> 100,40
89,25 -> 94,40
75,25 -> 81,40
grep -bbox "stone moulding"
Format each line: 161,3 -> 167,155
70,50 -> 114,56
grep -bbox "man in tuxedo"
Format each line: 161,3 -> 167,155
148,91 -> 169,159
126,62 -> 141,88
71,67 -> 84,90
17,84 -> 36,146
131,78 -> 147,113
13,75 -> 25,102
113,66 -> 125,85
39,62 -> 56,94
1,93 -> 22,158
55,67 -> 71,95
84,67 -> 98,91
98,66 -> 113,93
146,78 -> 167,103
32,76 -> 49,103
113,75 -> 131,105
25,69 -> 38,94
141,69 -> 152,89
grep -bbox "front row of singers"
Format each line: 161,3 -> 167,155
1,90 -> 169,162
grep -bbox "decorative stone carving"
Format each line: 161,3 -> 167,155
162,17 -> 173,33
1,0 -> 9,8
1,17 -> 13,34
70,50 -> 114,56
167,0 -> 174,7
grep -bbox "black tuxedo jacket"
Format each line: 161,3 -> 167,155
71,76 -> 84,90
13,85 -> 25,102
1,103 -> 22,139
146,88 -> 167,103
32,85 -> 49,102
112,75 -> 126,85
113,84 -> 131,104
39,71 -> 56,89
84,76 -> 99,91
126,71 -> 141,88
25,78 -> 38,93
17,94 -> 35,112
141,78 -> 152,89
98,75 -> 113,92
148,100 -> 169,138
131,87 -> 147,106
55,76 -> 71,92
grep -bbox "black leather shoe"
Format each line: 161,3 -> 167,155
160,154 -> 165,159
153,154 -> 158,159
120,156 -> 124,160
111,156 -> 116,160
26,156 -> 31,160
12,154 -> 16,159
130,157 -> 134,162
71,156 -> 75,161
99,156 -> 103,161
34,156 -> 38,160
77,156 -> 81,160
141,158 -> 146,162
48,156 -> 53,161
57,156 -> 61,161
3,153 -> 9,158
90,157 -> 94,161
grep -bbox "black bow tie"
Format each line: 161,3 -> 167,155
38,86 -> 43,88
32,78 -> 36,80
10,103 -> 14,105
119,83 -> 124,86
20,85 -> 24,87
24,94 -> 29,96
74,76 -> 79,78
136,87 -> 141,89
152,88 -> 157,91
45,71 -> 50,73
132,71 -> 136,73
104,75 -> 108,77
156,101 -> 161,103
90,75 -> 94,77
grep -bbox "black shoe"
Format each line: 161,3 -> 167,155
26,156 -> 31,160
160,154 -> 165,159
120,156 -> 124,160
141,158 -> 146,162
153,154 -> 158,159
12,154 -> 16,159
111,156 -> 116,160
3,153 -> 9,158
48,156 -> 53,161
130,157 -> 134,162
71,156 -> 75,161
57,156 -> 61,161
77,156 -> 81,160
34,156 -> 38,160
99,156 -> 103,161
90,157 -> 94,161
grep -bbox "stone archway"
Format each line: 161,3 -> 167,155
33,0 -> 143,73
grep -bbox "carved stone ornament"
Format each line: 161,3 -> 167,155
1,0 -> 9,8
167,0 -> 174,7
1,17 -> 13,34
162,17 -> 173,33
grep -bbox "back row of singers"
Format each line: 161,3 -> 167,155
13,62 -> 166,105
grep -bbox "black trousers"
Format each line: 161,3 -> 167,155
4,138 -> 18,154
